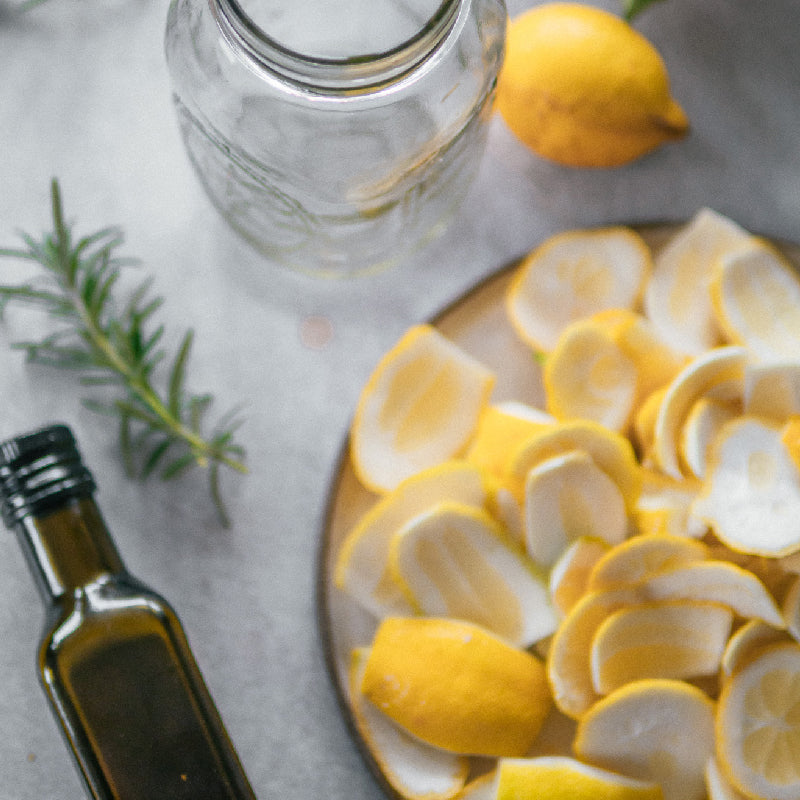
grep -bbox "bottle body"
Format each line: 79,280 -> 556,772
38,562 -> 252,800
164,0 -> 507,276
0,428 -> 256,800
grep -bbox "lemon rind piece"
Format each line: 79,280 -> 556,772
495,755 -> 663,800
643,208 -> 752,357
349,647 -> 470,800
692,415 -> 800,558
350,324 -> 495,494
715,641 -> 800,800
388,501 -> 558,648
361,617 -> 552,758
506,227 -> 651,354
575,679 -> 716,800
334,461 -> 490,619
589,599 -> 733,695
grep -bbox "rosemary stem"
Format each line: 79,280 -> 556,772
73,291 -> 246,475
45,181 -> 246,478
0,179 -> 247,525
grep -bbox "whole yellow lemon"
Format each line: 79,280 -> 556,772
496,2 -> 689,168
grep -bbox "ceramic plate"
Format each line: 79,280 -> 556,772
316,223 -> 800,798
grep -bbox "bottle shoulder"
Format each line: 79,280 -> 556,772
40,573 -> 184,653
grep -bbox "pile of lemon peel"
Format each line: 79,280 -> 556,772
334,209 -> 800,800
496,3 -> 689,168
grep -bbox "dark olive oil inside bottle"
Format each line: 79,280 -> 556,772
0,425 -> 256,800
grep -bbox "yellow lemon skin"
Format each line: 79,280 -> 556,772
496,756 -> 664,800
496,3 -> 689,167
360,617 -> 551,757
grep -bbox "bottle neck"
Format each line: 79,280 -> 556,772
212,0 -> 461,93
15,496 -> 126,603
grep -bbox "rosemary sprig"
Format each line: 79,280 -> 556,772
0,179 -> 247,527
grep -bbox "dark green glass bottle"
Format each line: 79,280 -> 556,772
0,424 -> 257,800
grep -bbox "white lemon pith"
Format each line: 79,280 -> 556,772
589,600 -> 733,694
544,317 -> 639,432
507,227 -> 651,353
693,416 -> 800,557
388,501 -> 557,647
338,211 -> 800,800
574,679 -> 716,800
644,208 -> 752,356
350,324 -> 494,493
523,449 -> 628,567
586,533 -> 710,592
711,240 -> 800,361
334,460 -> 491,618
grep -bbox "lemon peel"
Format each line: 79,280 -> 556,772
544,317 -> 639,432
542,309 -> 686,438
782,416 -> 800,473
350,324 -> 495,494
634,560 -> 784,628
496,3 -> 688,167
452,772 -> 497,800
652,345 -> 748,479
507,419 -> 642,512
704,543 -> 796,603
632,471 -> 707,538
632,386 -> 668,457
587,533 -> 710,594
745,361 -> 800,421
716,642 -> 800,800
589,600 -> 733,695
495,756 -> 663,800
338,214 -> 800,800
465,403 -> 552,479
678,397 -> 738,479
547,587 -> 640,718
720,619 -> 789,679
644,209 -> 753,356
549,536 -> 611,616
506,227 -> 651,353
574,679 -> 716,800
704,756 -> 750,800
361,617 -> 552,757
710,239 -> 800,361
334,460 -> 490,618
547,554 -> 783,719
349,647 -> 470,800
388,502 -> 558,647
781,573 -> 800,642
591,309 -> 688,404
523,449 -> 628,568
693,416 -> 800,557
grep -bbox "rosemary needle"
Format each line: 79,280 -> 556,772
0,179 -> 247,527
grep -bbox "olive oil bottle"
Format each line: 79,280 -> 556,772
0,424 -> 257,800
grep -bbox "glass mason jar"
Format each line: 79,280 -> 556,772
164,0 -> 506,277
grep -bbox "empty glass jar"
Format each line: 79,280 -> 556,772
164,0 -> 506,277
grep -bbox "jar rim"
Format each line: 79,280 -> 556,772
212,0 -> 463,92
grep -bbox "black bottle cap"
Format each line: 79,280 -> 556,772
0,424 -> 96,528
